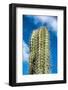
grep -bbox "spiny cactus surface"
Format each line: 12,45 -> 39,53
29,27 -> 50,74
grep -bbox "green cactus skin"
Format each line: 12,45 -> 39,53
29,27 -> 50,74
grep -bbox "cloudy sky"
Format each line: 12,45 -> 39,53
23,15 -> 57,75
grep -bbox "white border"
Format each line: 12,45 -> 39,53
16,8 -> 64,83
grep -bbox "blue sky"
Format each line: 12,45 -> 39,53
22,15 -> 57,75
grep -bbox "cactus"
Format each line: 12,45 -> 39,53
29,27 -> 50,74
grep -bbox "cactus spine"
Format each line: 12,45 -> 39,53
29,27 -> 50,74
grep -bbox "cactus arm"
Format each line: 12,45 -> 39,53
29,27 -> 50,74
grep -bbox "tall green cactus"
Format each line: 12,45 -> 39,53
29,27 -> 50,74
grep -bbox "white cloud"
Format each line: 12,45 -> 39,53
36,16 -> 48,23
33,16 -> 57,32
23,41 -> 29,62
26,15 -> 57,32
